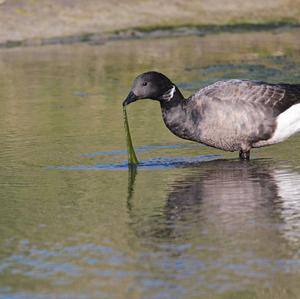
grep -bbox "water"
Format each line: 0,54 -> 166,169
0,28 -> 300,298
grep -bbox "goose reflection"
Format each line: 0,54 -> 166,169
127,160 -> 300,249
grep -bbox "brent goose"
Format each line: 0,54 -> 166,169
123,72 -> 300,160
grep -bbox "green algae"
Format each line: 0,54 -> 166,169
123,106 -> 139,166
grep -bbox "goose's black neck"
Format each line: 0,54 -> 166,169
160,86 -> 193,141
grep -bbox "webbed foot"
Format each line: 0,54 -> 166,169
239,150 -> 250,160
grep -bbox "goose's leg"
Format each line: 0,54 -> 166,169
239,150 -> 250,160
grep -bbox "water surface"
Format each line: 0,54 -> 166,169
0,28 -> 300,299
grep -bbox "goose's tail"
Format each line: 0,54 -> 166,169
271,102 -> 300,143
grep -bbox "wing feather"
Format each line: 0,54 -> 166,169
192,79 -> 300,115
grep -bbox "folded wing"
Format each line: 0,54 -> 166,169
192,79 -> 300,115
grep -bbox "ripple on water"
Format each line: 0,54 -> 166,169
49,154 -> 220,171
80,143 -> 204,157
49,143 -> 218,170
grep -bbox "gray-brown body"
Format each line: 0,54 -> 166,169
161,79 -> 300,152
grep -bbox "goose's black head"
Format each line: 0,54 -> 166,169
123,71 -> 177,106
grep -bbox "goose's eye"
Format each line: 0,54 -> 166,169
142,82 -> 148,86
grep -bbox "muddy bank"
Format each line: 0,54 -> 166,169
1,22 -> 300,49
0,0 -> 300,48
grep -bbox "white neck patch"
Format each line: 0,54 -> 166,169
161,85 -> 176,102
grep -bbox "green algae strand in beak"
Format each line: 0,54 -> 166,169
123,106 -> 139,165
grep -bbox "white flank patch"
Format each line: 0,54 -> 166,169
162,85 -> 176,102
270,103 -> 300,143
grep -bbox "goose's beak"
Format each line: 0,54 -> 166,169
123,91 -> 138,106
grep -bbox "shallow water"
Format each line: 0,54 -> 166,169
0,28 -> 300,299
